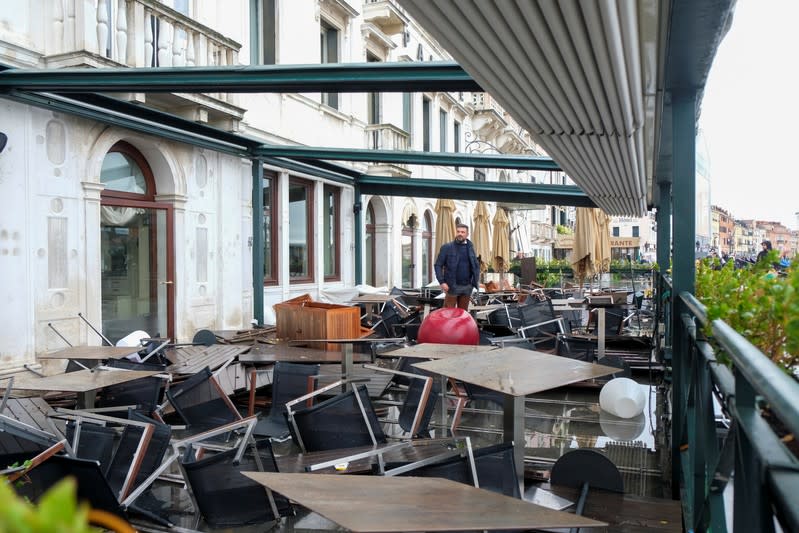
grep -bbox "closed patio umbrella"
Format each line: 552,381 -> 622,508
471,201 -> 491,273
571,207 -> 611,291
491,207 -> 510,273
434,199 -> 456,255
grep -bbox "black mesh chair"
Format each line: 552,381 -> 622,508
286,384 -> 387,452
588,306 -> 627,336
397,366 -> 439,437
556,334 -> 598,362
165,366 -> 242,434
516,298 -> 564,350
252,361 -> 320,439
380,437 -> 478,486
366,364 -> 438,438
95,361 -> 165,416
473,442 -> 520,498
15,454 -> 127,520
180,439 -> 293,529
64,420 -> 116,474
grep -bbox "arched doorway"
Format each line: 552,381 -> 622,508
100,142 -> 174,343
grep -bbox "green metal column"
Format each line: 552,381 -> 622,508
656,180 -> 671,271
354,184 -> 362,285
671,89 -> 697,500
252,160 -> 264,326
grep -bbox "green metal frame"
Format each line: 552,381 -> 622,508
358,175 -> 593,207
665,285 -> 799,532
0,62 -> 481,93
253,145 -> 561,170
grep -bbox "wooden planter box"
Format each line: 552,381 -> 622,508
274,294 -> 362,352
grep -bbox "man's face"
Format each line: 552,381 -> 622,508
455,227 -> 468,242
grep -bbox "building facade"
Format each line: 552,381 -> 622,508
0,0 -> 569,370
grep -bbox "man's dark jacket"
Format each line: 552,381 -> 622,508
434,240 -> 480,289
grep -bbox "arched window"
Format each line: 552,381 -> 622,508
100,142 -> 155,200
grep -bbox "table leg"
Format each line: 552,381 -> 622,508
504,394 -> 525,498
597,308 -> 606,359
342,343 -> 353,392
438,375 -> 448,438
248,367 -> 257,416
77,390 -> 96,410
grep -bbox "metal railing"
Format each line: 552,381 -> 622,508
663,272 -> 799,531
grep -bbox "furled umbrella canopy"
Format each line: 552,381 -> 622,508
491,207 -> 510,272
571,207 -> 612,288
434,199 -> 457,255
471,201 -> 492,273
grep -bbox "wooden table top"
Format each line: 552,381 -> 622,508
413,346 -> 619,396
240,344 -> 371,364
243,472 -> 605,531
381,343 -> 497,360
2,397 -> 53,431
349,294 -> 397,303
12,369 -> 160,393
38,346 -> 142,360
166,344 -> 249,375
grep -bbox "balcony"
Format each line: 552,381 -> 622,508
363,0 -> 409,36
364,123 -> 411,177
529,221 -> 555,243
469,92 -> 507,139
43,0 -> 244,129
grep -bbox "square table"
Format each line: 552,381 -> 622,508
239,344 -> 373,415
12,369 -> 161,408
243,472 -> 605,532
382,343 -> 497,360
413,346 -> 620,495
381,343 -> 499,435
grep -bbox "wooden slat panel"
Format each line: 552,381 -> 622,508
12,370 -> 160,393
167,345 -> 248,375
38,346 -> 141,360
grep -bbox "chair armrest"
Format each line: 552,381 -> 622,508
361,363 -> 428,383
361,364 -> 433,437
284,378 -> 369,412
6,439 -> 67,483
517,317 -> 566,338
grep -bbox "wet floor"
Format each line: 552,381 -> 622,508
132,370 -> 670,532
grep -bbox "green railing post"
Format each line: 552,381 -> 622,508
251,160 -> 264,326
671,89 -> 697,501
733,374 -> 771,532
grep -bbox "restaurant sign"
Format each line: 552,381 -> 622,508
555,236 -> 640,249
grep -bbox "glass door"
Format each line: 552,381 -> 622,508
101,204 -> 172,343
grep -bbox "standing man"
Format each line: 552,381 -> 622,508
434,223 -> 481,309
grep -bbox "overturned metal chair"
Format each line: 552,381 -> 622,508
286,380 -> 387,452
250,361 -> 320,440
179,438 -> 293,530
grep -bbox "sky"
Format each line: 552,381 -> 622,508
698,0 -> 799,230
